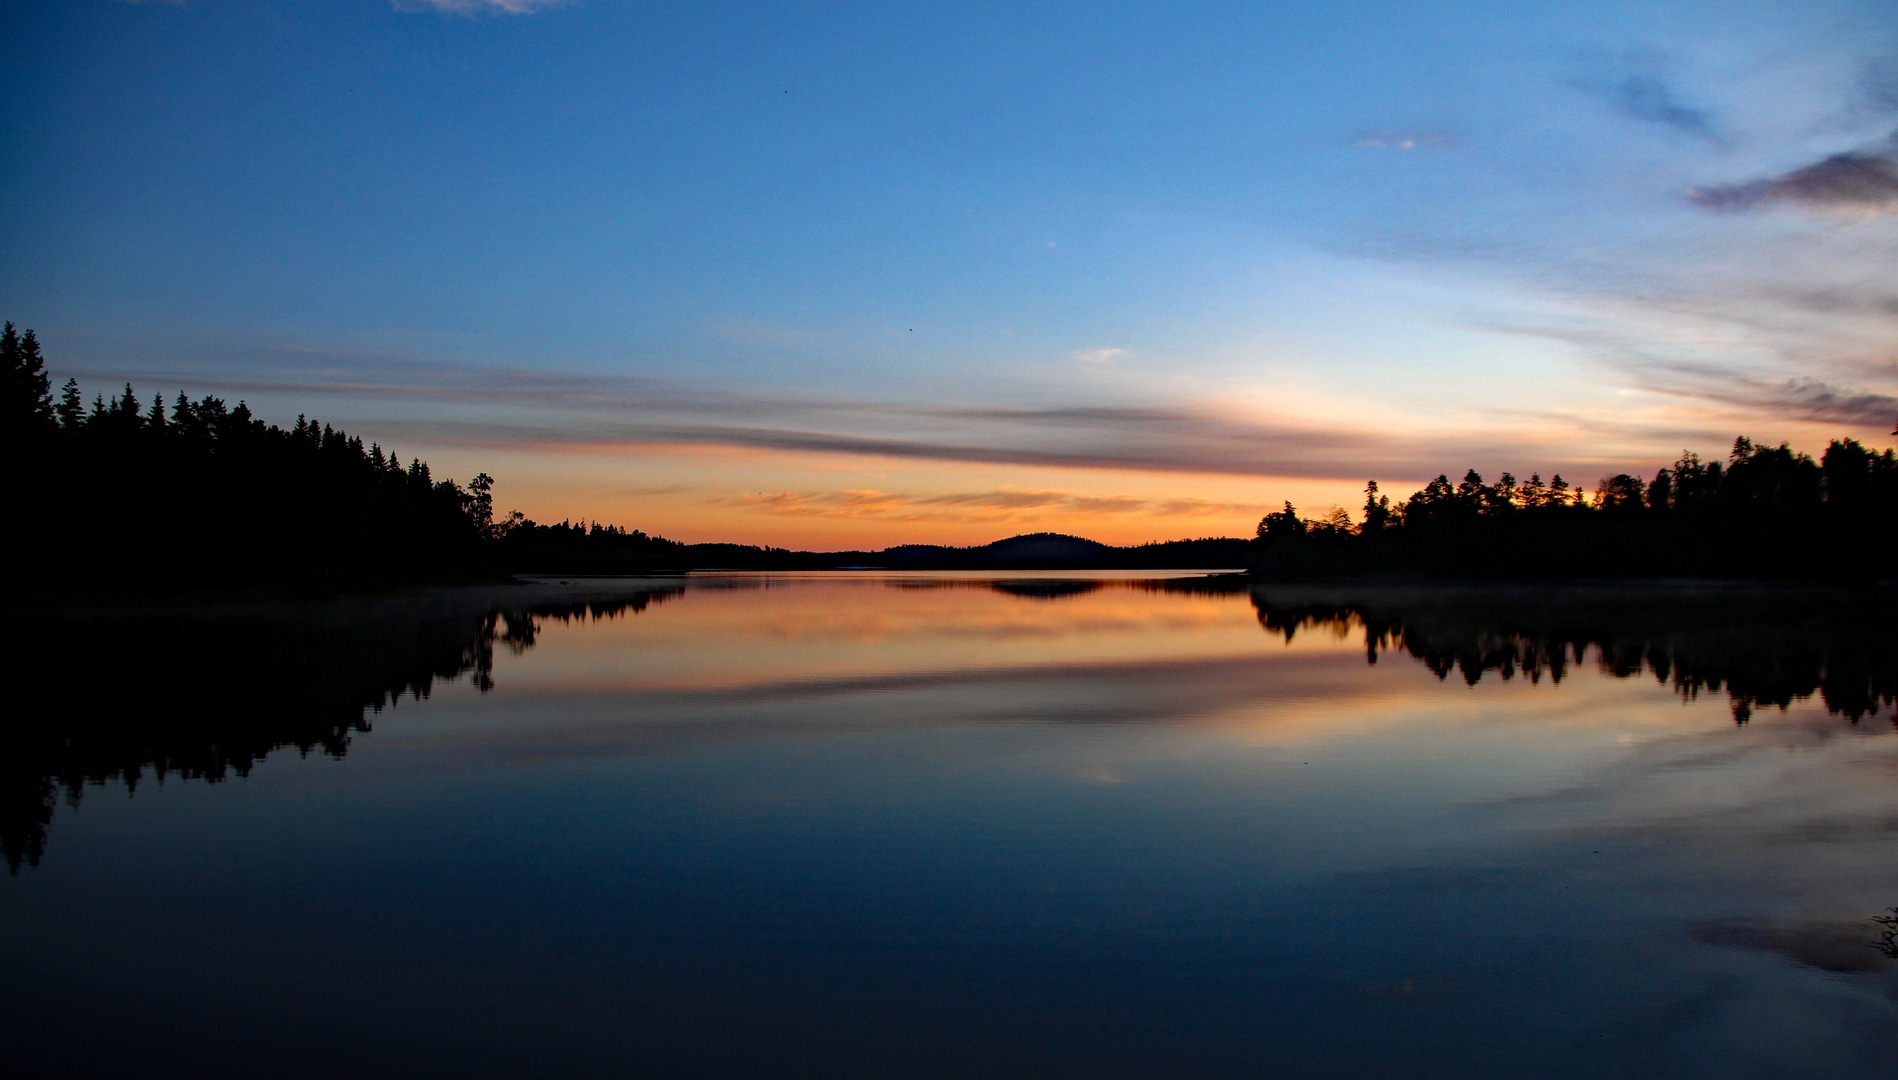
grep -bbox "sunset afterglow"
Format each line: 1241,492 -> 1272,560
5,1 -> 1894,547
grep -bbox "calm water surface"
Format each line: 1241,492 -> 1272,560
4,573 -> 1896,1078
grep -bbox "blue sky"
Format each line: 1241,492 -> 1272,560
4,0 -> 1896,545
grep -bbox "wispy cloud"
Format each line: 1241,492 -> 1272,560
713,487 -> 1264,524
1072,347 -> 1126,365
393,0 -> 568,15
1570,55 -> 1719,141
1610,74 -> 1714,137
1857,58 -> 1898,115
1629,364 -> 1898,427
1480,286 -> 1898,435
78,350 -> 1584,482
1353,130 -> 1456,151
383,411 -> 1409,480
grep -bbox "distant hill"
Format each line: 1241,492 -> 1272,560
499,526 -> 1254,574
875,532 -> 1113,569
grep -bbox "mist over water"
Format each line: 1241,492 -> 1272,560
4,574 -> 1895,1078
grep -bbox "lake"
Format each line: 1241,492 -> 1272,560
4,573 -> 1895,1078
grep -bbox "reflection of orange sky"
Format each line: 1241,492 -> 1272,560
433,443 -> 1368,548
378,568 -> 1898,902
499,575 -> 1324,693
485,576 -> 1774,749
392,574 -> 1898,924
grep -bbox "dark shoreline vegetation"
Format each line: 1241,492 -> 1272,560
6,579 -> 1894,873
1249,437 -> 1898,581
5,324 -> 502,592
6,322 -> 1897,585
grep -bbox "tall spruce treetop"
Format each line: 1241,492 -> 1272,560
1,323 -> 55,434
56,379 -> 83,430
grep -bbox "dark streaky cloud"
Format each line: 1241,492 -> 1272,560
1691,143 -> 1898,214
70,354 -> 1558,483
1630,361 -> 1898,428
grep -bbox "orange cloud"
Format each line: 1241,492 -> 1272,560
708,487 -> 1264,525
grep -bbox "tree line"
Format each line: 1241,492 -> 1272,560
4,323 -> 499,591
1255,433 -> 1898,580
10,319 -> 1895,583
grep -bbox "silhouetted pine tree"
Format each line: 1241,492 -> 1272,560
0,323 -> 54,436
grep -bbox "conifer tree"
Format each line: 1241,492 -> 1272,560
56,379 -> 83,430
1361,480 -> 1392,533
0,323 -> 55,432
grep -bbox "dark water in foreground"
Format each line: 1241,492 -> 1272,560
4,574 -> 1896,1078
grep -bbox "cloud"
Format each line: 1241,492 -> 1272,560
1482,303 -> 1898,432
1690,146 -> 1898,216
1610,75 -> 1714,137
74,351 -> 1474,480
1859,59 -> 1898,115
1570,58 -> 1717,141
392,412 -> 1406,479
710,487 -> 1254,524
1073,348 -> 1126,365
1353,130 -> 1456,151
1633,365 -> 1898,428
1772,288 -> 1898,317
73,348 -> 1808,488
393,0 -> 568,14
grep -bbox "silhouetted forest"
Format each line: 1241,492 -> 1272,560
1254,436 -> 1898,580
4,323 -> 500,591
2,584 -> 682,872
501,446 -> 1898,579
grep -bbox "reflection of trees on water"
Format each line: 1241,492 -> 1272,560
987,580 -> 1105,600
875,578 -> 1110,599
11,578 -> 1892,871
3,588 -> 681,872
1874,910 -> 1898,961
985,576 -> 1895,724
1234,585 -> 1898,726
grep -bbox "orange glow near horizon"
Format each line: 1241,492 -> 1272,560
428,443 -> 1376,548
371,405 -> 1896,550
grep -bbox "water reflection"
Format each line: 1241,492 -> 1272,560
5,584 -> 682,871
1238,584 -> 1898,724
989,579 -> 1106,600
11,577 -> 1892,875
6,574 -> 1898,1077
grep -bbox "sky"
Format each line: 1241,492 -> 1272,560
3,0 -> 1896,548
